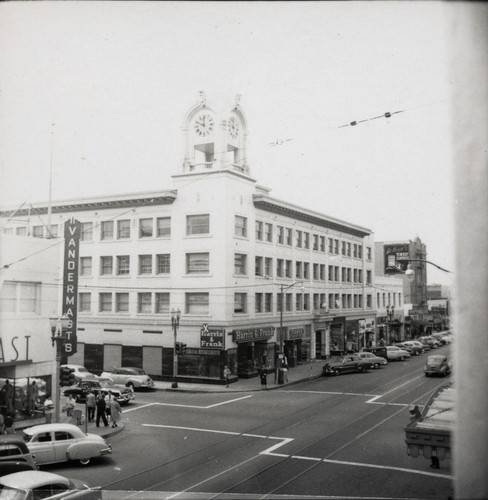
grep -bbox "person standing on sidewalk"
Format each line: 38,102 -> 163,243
96,393 -> 108,427
109,397 -> 122,428
86,390 -> 96,422
223,365 -> 231,388
259,364 -> 268,390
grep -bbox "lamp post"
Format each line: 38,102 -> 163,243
49,315 -> 69,423
385,305 -> 395,345
170,308 -> 180,389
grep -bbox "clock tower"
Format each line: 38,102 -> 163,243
181,91 -> 249,175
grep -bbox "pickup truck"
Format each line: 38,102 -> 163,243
404,384 -> 454,468
100,367 -> 155,390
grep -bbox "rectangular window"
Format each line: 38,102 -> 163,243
185,292 -> 209,314
81,222 -> 93,241
117,219 -> 130,239
255,293 -> 263,313
139,218 -> 153,238
139,255 -> 152,274
33,226 -> 43,238
358,245 -> 363,259
234,254 -> 247,275
296,294 -> 303,311
79,292 -> 91,312
347,268 -> 352,282
335,294 -> 340,308
19,283 -> 39,313
285,260 -> 292,278
187,253 -> 210,274
354,295 -> 358,308
100,256 -> 113,275
255,221 -> 263,241
296,230 -> 303,248
320,236 -> 325,252
80,257 -> 92,276
367,294 -> 372,308
155,293 -> 170,314
367,270 -> 372,285
353,269 -> 358,282
341,267 -> 347,282
116,293 -> 129,312
265,223 -> 273,242
117,255 -> 130,275
285,293 -> 293,312
277,293 -> 283,313
342,241 -> 347,256
313,234 -> 319,251
296,261 -> 302,279
277,226 -> 284,244
313,293 -> 320,310
358,269 -> 363,283
137,293 -> 152,313
235,215 -> 247,237
334,266 -> 339,282
265,257 -> 272,278
334,239 -> 339,254
156,217 -> 171,237
328,238 -> 334,253
101,221 -> 114,240
16,227 -> 27,236
328,265 -> 333,281
234,293 -> 247,313
286,228 -> 292,246
255,256 -> 263,276
304,262 -> 310,279
359,295 -> 363,308
313,263 -> 319,280
264,293 -> 273,313
328,294 -> 334,310
353,244 -> 358,258
304,293 -> 310,311
99,293 -> 112,312
157,254 -> 170,274
187,214 -> 210,235
304,232 -> 310,249
347,242 -> 352,257
320,264 -> 325,281
367,246 -> 372,260
277,259 -> 284,278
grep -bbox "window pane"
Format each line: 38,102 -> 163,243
139,255 -> 152,274
99,293 -> 112,312
81,222 -> 93,241
187,214 -> 209,235
101,221 -> 114,240
155,293 -> 170,313
235,216 -> 247,237
80,257 -> 92,276
79,293 -> 91,312
157,254 -> 170,274
20,283 -> 39,313
117,255 -> 130,275
187,253 -> 209,273
139,218 -> 153,238
33,226 -> 43,238
100,256 -> 113,275
156,217 -> 171,237
138,293 -> 152,313
116,293 -> 129,312
234,293 -> 247,313
186,293 -> 209,314
117,219 -> 131,239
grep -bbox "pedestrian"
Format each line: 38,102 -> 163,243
109,397 -> 122,428
223,365 -> 231,388
259,365 -> 268,390
96,393 -> 108,427
1,380 -> 14,415
28,381 -> 39,414
86,390 -> 96,422
105,391 -> 113,421
43,395 -> 54,424
282,356 -> 289,383
63,395 -> 76,418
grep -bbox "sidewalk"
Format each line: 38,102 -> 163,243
89,358 -> 327,439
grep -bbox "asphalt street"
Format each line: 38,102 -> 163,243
45,346 -> 453,499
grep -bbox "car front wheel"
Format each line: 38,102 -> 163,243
374,363 -> 380,369
127,382 -> 135,390
79,458 -> 91,466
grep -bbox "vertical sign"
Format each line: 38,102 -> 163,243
62,218 -> 81,356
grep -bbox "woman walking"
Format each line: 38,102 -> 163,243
109,395 -> 122,428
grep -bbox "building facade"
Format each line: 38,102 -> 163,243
1,95 -> 377,383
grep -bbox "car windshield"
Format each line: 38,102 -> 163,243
133,369 -> 146,375
0,486 -> 28,500
98,379 -> 115,387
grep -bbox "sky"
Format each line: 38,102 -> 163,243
0,1 -> 455,285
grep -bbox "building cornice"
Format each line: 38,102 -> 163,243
253,194 -> 372,238
0,190 -> 177,217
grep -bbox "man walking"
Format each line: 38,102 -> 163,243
86,390 -> 96,422
96,393 -> 108,427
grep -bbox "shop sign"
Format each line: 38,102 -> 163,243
287,328 -> 306,340
200,324 -> 225,349
62,218 -> 81,356
232,327 -> 274,342
0,335 -> 32,364
384,243 -> 410,274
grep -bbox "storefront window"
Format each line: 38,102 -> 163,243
178,348 -> 221,378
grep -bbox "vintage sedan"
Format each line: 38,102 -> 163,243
21,423 -> 112,466
425,355 -> 451,377
0,470 -> 101,499
322,354 -> 373,376
356,351 -> 388,369
96,378 -> 135,405
0,435 -> 38,471
401,340 -> 426,355
101,367 -> 155,390
63,380 -> 102,403
386,346 -> 411,361
60,365 -> 97,383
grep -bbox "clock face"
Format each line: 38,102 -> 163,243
194,113 -> 214,137
228,116 -> 239,139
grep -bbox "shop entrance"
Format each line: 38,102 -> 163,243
237,341 -> 274,378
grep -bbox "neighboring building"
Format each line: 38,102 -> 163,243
0,93 -> 377,383
374,275 -> 405,343
427,284 -> 451,332
0,234 -> 60,427
375,238 -> 429,337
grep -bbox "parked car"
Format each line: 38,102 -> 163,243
420,336 -> 441,349
0,435 -> 38,471
0,470 -> 101,500
63,380 -> 102,403
401,340 -> 426,355
21,423 -> 112,466
61,365 -> 97,383
96,378 -> 135,405
363,346 -> 388,359
425,355 -> 451,377
100,367 -> 155,390
356,351 -> 388,369
393,342 -> 415,355
322,354 -> 373,376
385,346 -> 410,361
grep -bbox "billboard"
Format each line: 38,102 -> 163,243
384,243 -> 410,275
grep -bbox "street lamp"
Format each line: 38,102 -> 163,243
170,308 -> 181,389
385,305 -> 395,345
404,259 -> 451,281
49,315 -> 69,423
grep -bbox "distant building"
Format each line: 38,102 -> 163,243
374,275 -> 405,343
375,238 -> 429,337
1,93 -> 377,383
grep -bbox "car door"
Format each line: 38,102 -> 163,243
53,430 -> 78,463
28,430 -> 56,464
